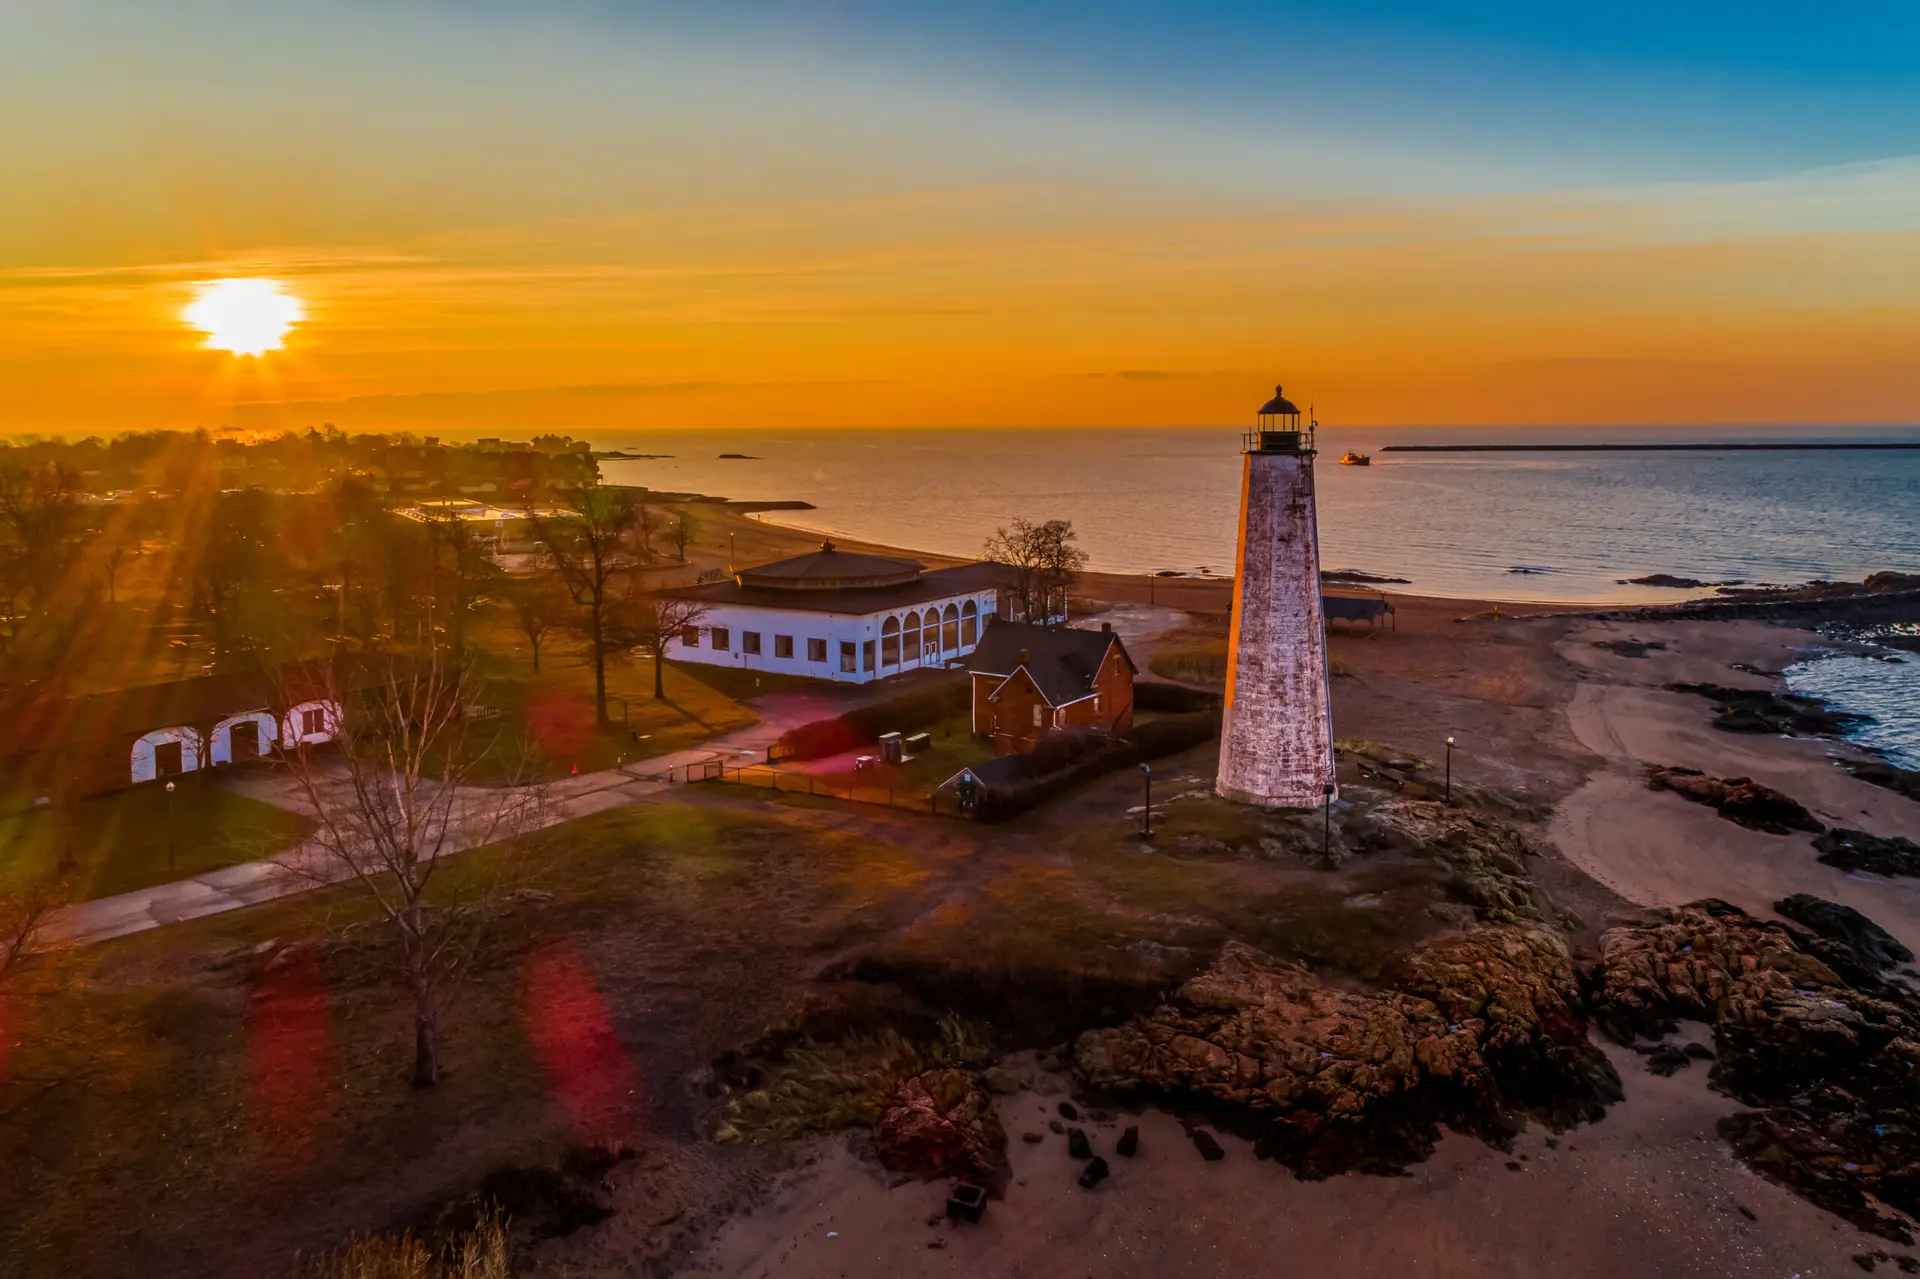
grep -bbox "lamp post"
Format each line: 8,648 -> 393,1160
1323,782 -> 1336,860
165,779 -> 177,872
729,530 -> 737,570
1139,763 -> 1153,838
1444,736 -> 1456,803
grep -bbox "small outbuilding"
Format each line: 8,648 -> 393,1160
964,620 -> 1135,755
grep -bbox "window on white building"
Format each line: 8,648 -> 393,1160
808,637 -> 827,662
742,631 -> 762,656
681,626 -> 700,647
862,640 -> 875,672
711,626 -> 731,651
840,641 -> 856,672
775,635 -> 794,658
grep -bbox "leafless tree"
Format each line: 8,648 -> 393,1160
0,874 -> 67,987
530,485 -> 644,724
275,652 -> 548,1088
669,508 -> 700,563
982,517 -> 1089,624
505,573 -> 568,673
422,510 -> 499,657
615,583 -> 710,699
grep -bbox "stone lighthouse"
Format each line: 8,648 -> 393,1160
1215,384 -> 1337,808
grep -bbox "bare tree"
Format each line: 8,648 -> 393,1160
276,653 -> 547,1088
982,517 -> 1089,624
614,583 -> 710,700
0,874 -> 67,987
422,511 -> 498,657
505,573 -> 567,673
669,508 -> 699,563
530,486 -> 644,724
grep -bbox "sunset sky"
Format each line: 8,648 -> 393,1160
4,0 -> 1919,433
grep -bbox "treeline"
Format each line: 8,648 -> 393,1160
0,459 -> 706,721
0,427 -> 597,498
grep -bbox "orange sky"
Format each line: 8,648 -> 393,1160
4,6 -> 1918,434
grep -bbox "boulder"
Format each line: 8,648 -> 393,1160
1775,894 -> 1914,975
1815,829 -> 1920,878
1078,1156 -> 1111,1189
1644,766 -> 1823,835
1386,926 -> 1622,1127
1078,942 -> 1497,1177
871,1069 -> 1006,1182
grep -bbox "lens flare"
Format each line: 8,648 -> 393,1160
184,278 -> 305,356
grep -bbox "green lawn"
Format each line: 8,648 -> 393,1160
458,614 -> 763,780
0,774 -> 313,901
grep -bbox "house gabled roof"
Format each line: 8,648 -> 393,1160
966,620 -> 1132,708
940,755 -> 1031,792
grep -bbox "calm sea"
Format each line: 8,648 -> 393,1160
599,426 -> 1920,765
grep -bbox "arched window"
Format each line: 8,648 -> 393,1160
942,602 -> 960,652
960,599 -> 979,647
902,611 -> 922,663
881,615 -> 901,667
922,608 -> 940,657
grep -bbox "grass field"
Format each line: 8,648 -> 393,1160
0,773 -> 313,901
461,613 -> 761,779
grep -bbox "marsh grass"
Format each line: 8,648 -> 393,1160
714,1015 -> 993,1144
296,1211 -> 508,1279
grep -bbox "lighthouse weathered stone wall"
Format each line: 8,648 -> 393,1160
1215,442 -> 1336,807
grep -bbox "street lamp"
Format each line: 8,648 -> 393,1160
1139,763 -> 1153,838
1323,782 -> 1336,861
1444,736 -> 1456,803
165,779 -> 177,872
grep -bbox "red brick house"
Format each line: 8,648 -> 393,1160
966,621 -> 1135,755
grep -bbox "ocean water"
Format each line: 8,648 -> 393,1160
598,426 -> 1920,605
599,426 -> 1920,767
1787,628 -> 1920,769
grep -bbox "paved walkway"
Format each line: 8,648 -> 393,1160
37,679 -> 910,948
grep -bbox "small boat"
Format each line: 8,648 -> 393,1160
1339,451 -> 1371,466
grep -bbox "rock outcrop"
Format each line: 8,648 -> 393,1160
1388,927 -> 1621,1128
1816,828 -> 1920,878
871,1069 -> 1006,1182
1075,942 -> 1487,1177
1667,682 -> 1866,737
1074,929 -> 1617,1179
1591,900 -> 1920,1243
1368,801 -> 1553,923
1644,766 -> 1824,835
1775,893 -> 1915,976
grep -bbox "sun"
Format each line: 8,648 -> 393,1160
184,278 -> 305,356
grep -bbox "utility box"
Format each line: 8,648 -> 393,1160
879,732 -> 904,764
904,732 -> 932,757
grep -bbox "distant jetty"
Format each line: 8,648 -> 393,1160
1383,442 -> 1920,452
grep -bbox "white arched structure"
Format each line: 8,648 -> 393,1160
282,699 -> 343,748
131,726 -> 203,784
961,599 -> 979,647
210,710 -> 279,766
902,611 -> 922,665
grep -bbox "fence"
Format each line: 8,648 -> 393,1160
687,761 -> 963,818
